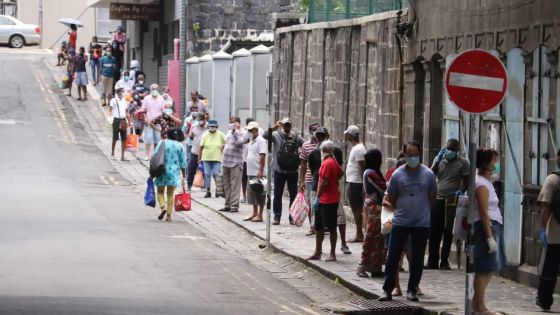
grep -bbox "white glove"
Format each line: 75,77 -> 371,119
487,237 -> 498,254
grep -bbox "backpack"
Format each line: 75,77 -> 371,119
551,172 -> 560,223
277,135 -> 300,171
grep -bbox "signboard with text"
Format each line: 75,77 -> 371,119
109,3 -> 162,21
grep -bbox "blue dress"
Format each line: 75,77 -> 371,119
153,140 -> 187,187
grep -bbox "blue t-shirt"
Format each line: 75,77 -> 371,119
386,165 -> 437,228
99,56 -> 117,78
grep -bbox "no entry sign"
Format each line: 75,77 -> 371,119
445,49 -> 508,114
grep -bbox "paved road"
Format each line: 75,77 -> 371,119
0,48 -> 320,315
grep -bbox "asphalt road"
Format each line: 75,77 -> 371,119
0,48 -> 318,315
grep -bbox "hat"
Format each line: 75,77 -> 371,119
130,60 -> 139,69
245,121 -> 260,130
208,119 -> 218,127
281,118 -> 292,125
344,125 -> 360,137
315,127 -> 328,135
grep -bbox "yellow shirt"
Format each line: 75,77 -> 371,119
200,130 -> 226,162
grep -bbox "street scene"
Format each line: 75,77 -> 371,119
1,1 -> 560,315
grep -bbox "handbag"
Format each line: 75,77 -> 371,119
149,140 -> 166,178
289,192 -> 309,227
125,128 -> 138,152
174,187 -> 192,211
453,195 -> 470,241
144,178 -> 156,207
115,98 -> 128,131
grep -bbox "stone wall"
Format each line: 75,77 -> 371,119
188,0 -> 300,54
274,11 -> 406,166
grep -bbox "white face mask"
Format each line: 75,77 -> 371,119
163,108 -> 173,115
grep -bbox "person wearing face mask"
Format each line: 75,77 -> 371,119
379,141 -> 437,302
219,116 -> 246,213
182,108 -> 199,166
343,125 -> 367,243
426,139 -> 470,270
107,88 -> 130,161
471,148 -> 505,314
151,102 -> 181,141
199,120 -> 226,198
98,47 -> 117,107
115,70 -> 134,94
129,60 -> 142,85
140,84 -> 165,160
299,123 -> 320,235
185,90 -> 208,116
73,47 -> 89,101
536,149 -> 560,311
186,112 -> 208,190
133,74 -> 149,99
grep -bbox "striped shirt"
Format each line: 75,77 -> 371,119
222,129 -> 247,168
299,139 -> 318,183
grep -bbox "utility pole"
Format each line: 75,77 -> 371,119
179,0 -> 188,117
38,0 -> 43,49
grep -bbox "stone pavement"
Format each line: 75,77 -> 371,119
42,55 -> 560,315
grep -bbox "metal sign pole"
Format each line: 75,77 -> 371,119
465,114 -> 479,314
265,71 -> 274,248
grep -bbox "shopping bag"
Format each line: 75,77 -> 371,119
125,128 -> 138,153
144,178 -> 156,208
214,175 -> 225,197
380,206 -> 394,235
174,187 -> 192,211
149,140 -> 166,178
193,163 -> 204,188
289,192 -> 309,227
59,75 -> 69,89
453,195 -> 470,241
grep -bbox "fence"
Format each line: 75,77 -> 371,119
308,0 -> 402,23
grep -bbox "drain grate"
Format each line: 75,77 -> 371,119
342,298 -> 415,314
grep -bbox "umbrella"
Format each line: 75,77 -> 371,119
58,18 -> 83,28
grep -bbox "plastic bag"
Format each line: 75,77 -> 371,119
193,162 -> 204,188
125,129 -> 138,153
59,75 -> 69,89
144,178 -> 156,207
174,187 -> 192,211
453,195 -> 470,241
380,206 -> 394,235
289,192 -> 309,227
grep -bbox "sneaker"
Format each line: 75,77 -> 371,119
204,191 -> 211,198
229,209 -> 238,213
340,245 -> 352,255
378,291 -> 392,302
218,207 -> 231,212
407,292 -> 419,302
440,262 -> 451,270
272,219 -> 280,225
536,296 -> 551,311
424,264 -> 439,270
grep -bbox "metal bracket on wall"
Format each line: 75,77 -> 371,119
482,114 -> 502,122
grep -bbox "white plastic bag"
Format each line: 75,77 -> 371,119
380,206 -> 394,235
453,195 -> 470,241
289,192 -> 309,227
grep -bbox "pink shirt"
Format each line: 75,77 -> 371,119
141,96 -> 164,123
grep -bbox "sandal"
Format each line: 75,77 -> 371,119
158,210 -> 166,221
306,254 -> 321,261
325,255 -> 337,262
243,215 -> 256,221
392,288 -> 403,296
348,238 -> 364,243
251,217 -> 263,222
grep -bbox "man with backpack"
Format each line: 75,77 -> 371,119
265,118 -> 303,225
536,150 -> 560,311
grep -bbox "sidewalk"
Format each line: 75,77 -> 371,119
43,56 -> 558,315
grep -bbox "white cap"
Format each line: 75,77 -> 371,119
130,60 -> 139,69
245,121 -> 260,130
344,125 -> 360,137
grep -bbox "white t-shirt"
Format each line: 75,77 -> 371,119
242,128 -> 264,162
345,143 -> 366,183
474,175 -> 502,224
115,79 -> 134,93
246,136 -> 267,176
110,97 -> 128,119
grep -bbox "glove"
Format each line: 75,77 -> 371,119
455,190 -> 464,197
313,197 -> 319,212
540,227 -> 548,249
487,237 -> 498,254
435,148 -> 447,164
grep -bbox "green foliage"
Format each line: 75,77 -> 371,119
301,0 -> 309,11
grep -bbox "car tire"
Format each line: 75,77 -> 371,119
9,35 -> 25,48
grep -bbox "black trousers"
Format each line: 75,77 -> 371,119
427,197 -> 455,267
186,153 -> 199,187
538,244 -> 560,309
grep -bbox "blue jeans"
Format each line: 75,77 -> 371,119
273,170 -> 298,220
383,225 -> 430,295
90,59 -> 100,82
203,161 -> 221,189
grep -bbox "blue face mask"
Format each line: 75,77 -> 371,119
446,150 -> 457,160
163,108 -> 173,115
406,156 -> 420,168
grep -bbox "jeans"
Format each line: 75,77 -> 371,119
186,153 -> 198,187
203,161 -> 221,189
383,225 -> 430,294
273,170 -> 298,220
90,59 -> 100,82
427,198 -> 455,267
538,244 -> 560,309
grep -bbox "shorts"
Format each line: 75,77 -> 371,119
101,75 -> 114,96
112,118 -> 127,142
247,175 -> 266,206
473,220 -> 506,273
346,182 -> 364,208
315,203 -> 338,231
143,124 -> 161,145
242,162 -> 248,182
75,71 -> 88,86
337,202 -> 346,225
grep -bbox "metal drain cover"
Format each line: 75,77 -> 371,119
320,298 -> 415,314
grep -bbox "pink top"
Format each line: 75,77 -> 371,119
141,96 -> 164,123
112,32 -> 127,50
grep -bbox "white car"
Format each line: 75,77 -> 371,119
0,15 -> 41,48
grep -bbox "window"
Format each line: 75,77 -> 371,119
161,24 -> 168,55
152,27 -> 159,61
0,17 -> 15,25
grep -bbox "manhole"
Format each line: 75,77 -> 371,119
320,298 -> 416,315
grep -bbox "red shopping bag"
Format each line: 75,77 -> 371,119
174,188 -> 191,211
125,129 -> 138,152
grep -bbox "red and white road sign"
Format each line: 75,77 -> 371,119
445,49 -> 508,114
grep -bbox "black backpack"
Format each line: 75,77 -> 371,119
277,135 -> 300,171
551,172 -> 560,223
